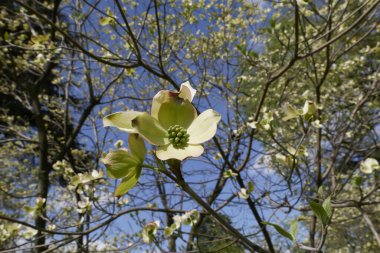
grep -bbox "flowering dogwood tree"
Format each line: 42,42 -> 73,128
1,0 -> 379,253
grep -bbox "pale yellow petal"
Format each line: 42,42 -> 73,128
360,158 -> 379,174
156,144 -> 204,160
157,100 -> 197,129
131,113 -> 168,145
187,109 -> 221,144
178,81 -> 196,102
103,111 -> 143,133
151,90 -> 171,120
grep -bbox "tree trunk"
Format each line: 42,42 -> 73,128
30,87 -> 50,253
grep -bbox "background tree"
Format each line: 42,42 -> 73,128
0,0 -> 379,252
197,215 -> 244,253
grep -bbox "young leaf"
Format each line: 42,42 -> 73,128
99,16 -> 113,26
309,200 -> 329,225
102,149 -> 141,179
247,181 -> 255,194
289,220 -> 298,240
262,222 -> 295,241
223,169 -> 237,178
114,167 -> 141,197
317,186 -> 324,198
322,196 -> 332,218
128,134 -> 146,162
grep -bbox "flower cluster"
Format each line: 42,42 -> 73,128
167,125 -> 190,148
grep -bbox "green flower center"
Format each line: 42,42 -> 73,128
168,125 -> 189,148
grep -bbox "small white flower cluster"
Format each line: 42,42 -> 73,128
141,221 -> 160,243
238,182 -> 254,200
0,223 -> 20,242
164,210 -> 200,238
72,171 -> 104,214
52,160 -> 75,181
21,227 -> 38,239
360,158 -> 380,174
24,197 -> 46,217
53,160 -> 104,190
77,196 -> 91,214
53,160 -> 104,215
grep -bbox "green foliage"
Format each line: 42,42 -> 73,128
114,169 -> 141,197
262,221 -> 298,241
197,216 -> 244,253
309,200 -> 330,226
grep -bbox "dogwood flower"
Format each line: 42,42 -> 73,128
282,100 -> 317,121
141,221 -> 160,243
103,82 -> 221,160
360,158 -> 380,174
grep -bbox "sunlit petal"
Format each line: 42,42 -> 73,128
187,109 -> 221,144
360,158 -> 380,174
151,90 -> 171,120
157,99 -> 197,129
132,113 -> 168,145
103,111 -> 143,133
178,81 -> 196,102
156,144 -> 204,160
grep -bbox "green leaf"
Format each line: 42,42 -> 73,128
309,200 -> 329,225
100,16 -> 113,26
247,181 -> 255,194
322,196 -> 332,218
270,18 -> 276,28
317,186 -> 324,198
249,50 -> 259,58
352,176 -> 363,186
103,149 -> 141,179
235,44 -> 247,55
289,220 -> 298,240
223,169 -> 237,178
128,134 -> 146,162
114,167 -> 141,197
262,222 -> 294,241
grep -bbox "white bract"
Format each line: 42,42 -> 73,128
360,158 -> 380,174
282,100 -> 317,121
141,221 -> 160,243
